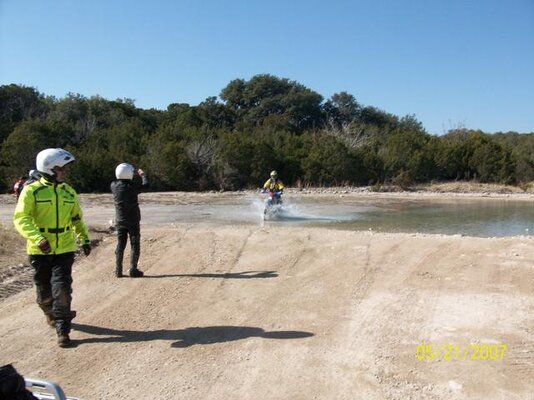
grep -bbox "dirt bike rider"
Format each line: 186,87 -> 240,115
262,170 -> 284,205
13,148 -> 91,348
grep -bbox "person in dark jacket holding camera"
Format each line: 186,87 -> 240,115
110,163 -> 148,278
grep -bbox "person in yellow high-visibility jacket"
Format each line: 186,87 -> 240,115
13,148 -> 91,348
262,170 -> 285,212
263,170 -> 284,192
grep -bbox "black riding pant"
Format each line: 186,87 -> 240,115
115,223 -> 141,272
29,252 -> 75,334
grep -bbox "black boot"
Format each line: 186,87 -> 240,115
57,332 -> 71,348
115,248 -> 124,278
55,320 -> 73,348
129,268 -> 144,278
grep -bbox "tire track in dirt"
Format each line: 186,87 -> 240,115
384,237 -> 534,399
310,237 -> 405,398
164,226 -> 317,400
369,240 -> 458,400
198,228 -> 317,400
216,231 -> 381,399
0,264 -> 33,300
304,236 -> 460,399
1,225 -> 533,399
215,227 -> 255,289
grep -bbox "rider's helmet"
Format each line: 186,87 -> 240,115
115,163 -> 135,180
270,170 -> 278,179
36,148 -> 75,178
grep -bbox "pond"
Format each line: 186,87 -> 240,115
137,195 -> 534,238
2,194 -> 533,238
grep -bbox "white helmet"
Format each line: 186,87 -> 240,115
115,163 -> 135,179
36,148 -> 75,176
28,169 -> 40,179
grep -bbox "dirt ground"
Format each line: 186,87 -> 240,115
0,190 -> 533,399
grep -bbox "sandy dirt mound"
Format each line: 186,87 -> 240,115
0,224 -> 532,399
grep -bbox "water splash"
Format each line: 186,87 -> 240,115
249,194 -> 357,224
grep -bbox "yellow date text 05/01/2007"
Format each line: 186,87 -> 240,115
415,344 -> 507,361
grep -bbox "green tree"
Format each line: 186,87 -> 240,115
49,93 -> 92,145
379,130 -> 436,183
107,118 -> 151,163
0,119 -> 69,184
143,125 -> 194,190
216,132 -> 278,189
220,74 -> 324,133
197,97 -> 235,129
437,130 -> 516,183
359,106 -> 398,129
164,103 -> 202,129
301,134 -> 358,186
0,84 -> 50,143
494,132 -> 534,182
68,142 -> 116,193
398,114 -> 426,134
323,91 -> 361,127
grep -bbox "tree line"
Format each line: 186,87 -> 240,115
1,75 -> 533,193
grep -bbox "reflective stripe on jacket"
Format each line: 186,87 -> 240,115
13,177 -> 90,255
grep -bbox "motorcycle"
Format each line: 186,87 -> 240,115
262,189 -> 283,219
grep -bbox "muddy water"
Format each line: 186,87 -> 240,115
113,196 -> 534,238
159,197 -> 534,237
2,194 -> 533,238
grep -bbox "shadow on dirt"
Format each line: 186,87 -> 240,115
143,271 -> 278,279
72,324 -> 313,347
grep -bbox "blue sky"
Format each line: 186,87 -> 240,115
1,0 -> 533,134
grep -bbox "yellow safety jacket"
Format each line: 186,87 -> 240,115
13,177 -> 90,255
263,178 -> 284,192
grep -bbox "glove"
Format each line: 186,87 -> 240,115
82,244 -> 91,256
38,239 -> 51,254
